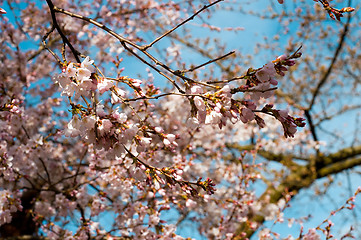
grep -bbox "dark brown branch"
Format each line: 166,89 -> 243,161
53,6 -> 218,90
45,0 -> 81,63
304,109 -> 318,142
53,6 -> 141,50
41,26 -> 62,66
38,157 -> 52,185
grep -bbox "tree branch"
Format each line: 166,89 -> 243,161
45,0 -> 81,63
142,0 -> 224,50
318,145 -> 361,167
318,157 -> 361,177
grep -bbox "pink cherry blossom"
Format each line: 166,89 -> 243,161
81,56 -> 94,70
112,109 -> 127,123
76,67 -> 92,82
97,78 -> 114,94
190,85 -> 203,94
205,110 -> 223,125
194,96 -> 206,111
111,87 -> 126,104
65,63 -> 77,77
240,108 -> 255,123
97,119 -> 113,136
250,82 -> 274,100
256,62 -> 277,82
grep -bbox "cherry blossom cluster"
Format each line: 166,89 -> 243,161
57,52 -> 303,151
0,190 -> 22,225
55,56 -> 219,200
188,51 -> 305,137
261,104 -> 306,138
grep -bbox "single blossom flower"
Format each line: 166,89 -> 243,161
240,108 -> 255,123
277,54 -> 287,61
97,78 -> 114,94
76,67 -> 92,82
131,79 -> 142,87
112,109 -> 127,123
250,82 -> 274,100
111,87 -> 126,104
65,63 -> 77,78
205,110 -> 222,125
163,134 -> 177,147
193,96 -> 205,111
190,85 -> 203,94
81,56 -> 95,71
65,116 -> 81,137
255,62 -> 276,82
97,119 -> 113,136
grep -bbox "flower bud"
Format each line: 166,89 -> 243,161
340,7 -> 355,13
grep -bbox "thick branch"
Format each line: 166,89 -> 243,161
318,157 -> 361,177
318,145 -> 361,167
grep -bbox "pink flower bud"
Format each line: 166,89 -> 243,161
277,54 -> 287,61
240,108 -> 255,123
193,96 -> 205,111
340,7 -> 355,13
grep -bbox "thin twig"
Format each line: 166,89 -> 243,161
42,25 -> 63,66
183,50 -> 235,73
206,75 -> 247,84
110,86 -> 144,122
304,109 -> 318,142
123,92 -> 181,102
38,157 -> 52,185
53,6 -> 141,50
120,42 -> 185,93
142,0 -> 224,50
53,4 -> 220,90
45,0 -> 81,63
